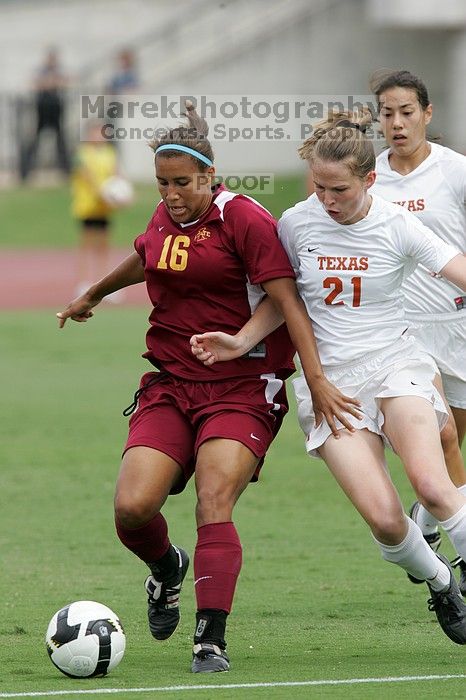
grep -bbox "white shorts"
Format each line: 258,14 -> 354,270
407,314 -> 466,409
293,334 -> 448,458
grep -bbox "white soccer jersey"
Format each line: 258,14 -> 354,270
278,193 -> 460,367
371,143 -> 466,317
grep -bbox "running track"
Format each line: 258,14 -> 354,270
0,249 -> 148,310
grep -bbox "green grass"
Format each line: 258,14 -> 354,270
1,308 -> 466,699
0,175 -> 306,249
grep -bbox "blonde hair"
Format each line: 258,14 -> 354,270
150,100 -> 214,169
298,109 -> 375,178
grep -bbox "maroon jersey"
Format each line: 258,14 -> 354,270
134,186 -> 295,380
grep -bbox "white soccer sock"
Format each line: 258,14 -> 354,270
374,517 -> 450,591
412,485 -> 466,536
439,503 -> 466,562
412,503 -> 438,536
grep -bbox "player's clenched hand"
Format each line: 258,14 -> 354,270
308,376 -> 362,438
56,293 -> 101,328
190,332 -> 246,365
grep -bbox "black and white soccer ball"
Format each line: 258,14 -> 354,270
45,600 -> 126,678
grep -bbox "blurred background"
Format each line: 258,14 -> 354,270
0,0 -> 465,306
1,0 -> 466,184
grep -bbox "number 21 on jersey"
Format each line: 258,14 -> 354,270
156,235 -> 190,271
323,276 -> 362,307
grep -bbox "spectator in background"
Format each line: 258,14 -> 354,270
71,121 -> 122,300
21,48 -> 70,181
105,49 -> 140,152
106,49 -> 139,95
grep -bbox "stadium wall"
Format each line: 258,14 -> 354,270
1,0 -> 465,180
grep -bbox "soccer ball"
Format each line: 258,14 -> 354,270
100,176 -> 134,208
45,601 -> 126,678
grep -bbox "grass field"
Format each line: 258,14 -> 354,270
0,175 -> 307,249
1,307 -> 466,700
1,182 -> 466,698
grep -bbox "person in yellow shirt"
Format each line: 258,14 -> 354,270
71,122 -> 118,295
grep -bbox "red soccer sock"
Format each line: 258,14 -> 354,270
194,521 -> 242,613
115,512 -> 170,564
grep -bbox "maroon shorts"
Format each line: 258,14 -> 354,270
123,371 -> 288,492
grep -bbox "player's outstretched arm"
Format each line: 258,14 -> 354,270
190,296 -> 283,365
192,277 -> 362,437
440,254 -> 466,291
56,252 -> 144,328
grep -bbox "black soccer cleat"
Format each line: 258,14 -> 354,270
144,545 -> 189,641
407,501 -> 441,584
451,556 -> 466,597
191,642 -> 230,673
427,554 -> 466,645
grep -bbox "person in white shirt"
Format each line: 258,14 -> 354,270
369,69 -> 466,589
190,116 -> 466,645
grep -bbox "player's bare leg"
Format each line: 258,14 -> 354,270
449,405 -> 466,588
451,406 -> 466,450
436,377 -> 466,487
319,426 -> 466,644
382,396 -> 465,524
406,379 -> 466,589
383,396 -> 466,626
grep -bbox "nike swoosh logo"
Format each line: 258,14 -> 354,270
250,433 -> 261,441
307,247 -> 319,253
194,576 -> 213,586
158,226 -> 164,231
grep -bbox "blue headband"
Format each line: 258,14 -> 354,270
156,144 -> 213,167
